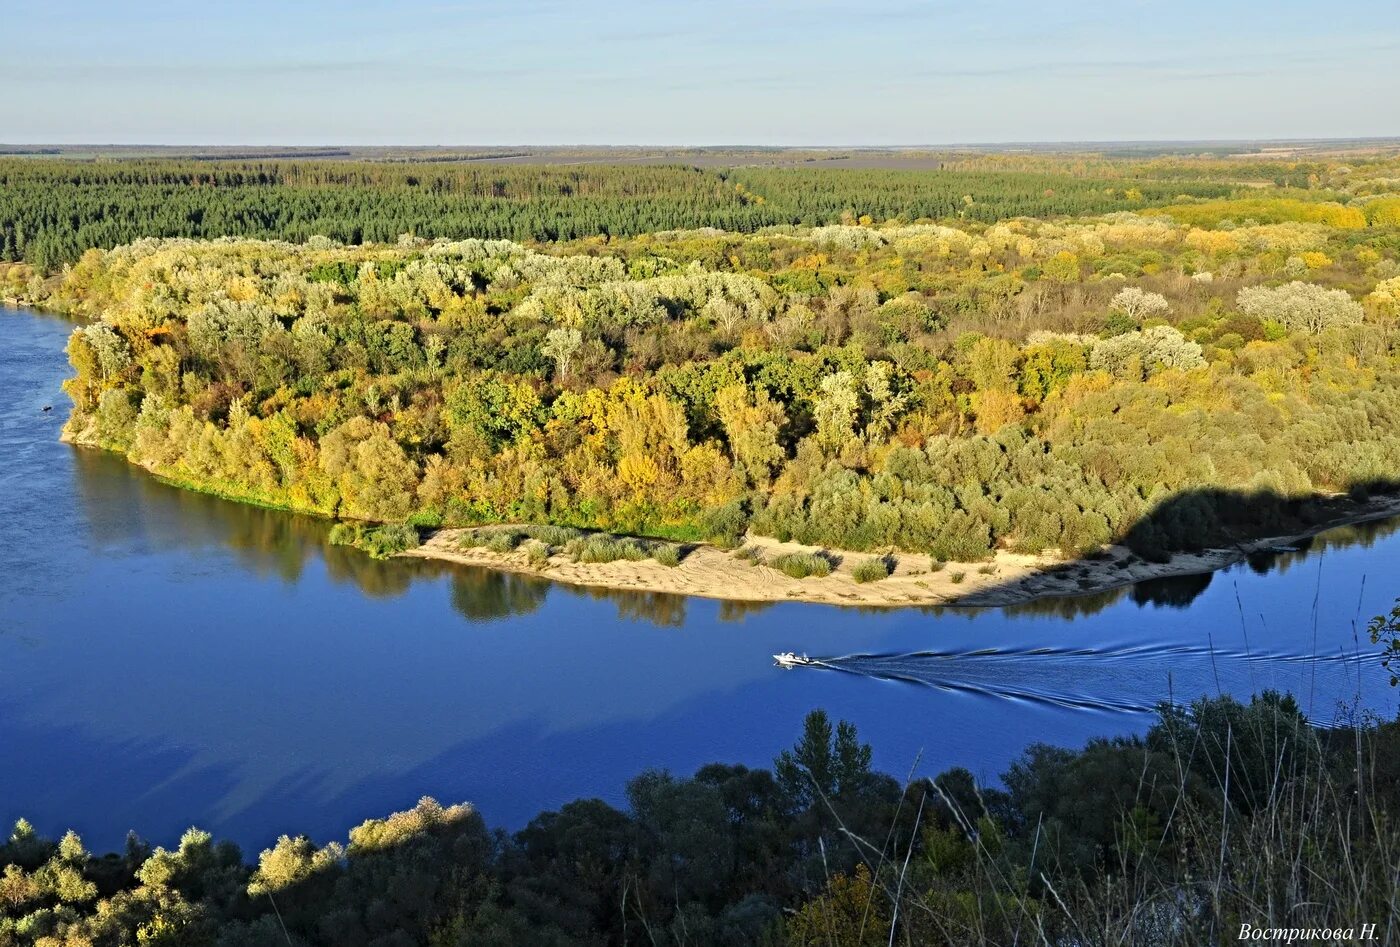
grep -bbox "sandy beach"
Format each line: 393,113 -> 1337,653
404,494 -> 1400,610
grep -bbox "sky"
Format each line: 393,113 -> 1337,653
4,0 -> 1398,146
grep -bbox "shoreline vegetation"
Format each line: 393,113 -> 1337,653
53,427 -> 1400,609
405,493 -> 1400,608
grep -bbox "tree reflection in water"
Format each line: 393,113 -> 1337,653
71,445 -> 1400,625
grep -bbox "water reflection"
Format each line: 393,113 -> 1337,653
449,569 -> 549,622
64,437 -> 1400,627
69,447 -> 690,625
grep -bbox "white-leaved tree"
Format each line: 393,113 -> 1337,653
1236,282 -> 1364,334
541,327 -> 583,380
1110,287 -> 1171,322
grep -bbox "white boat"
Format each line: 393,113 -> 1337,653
774,651 -> 817,668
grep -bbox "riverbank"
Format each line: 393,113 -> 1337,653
405,493 -> 1400,609
58,417 -> 1400,610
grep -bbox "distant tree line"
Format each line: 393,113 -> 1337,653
0,155 -> 1290,270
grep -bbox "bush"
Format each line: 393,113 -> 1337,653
654,544 -> 683,568
699,500 -> 749,549
949,571 -> 966,583
331,522 -> 419,559
928,559 -> 946,572
769,552 -> 833,579
928,514 -> 994,563
484,529 -> 526,554
524,525 -> 582,546
852,557 -> 892,583
456,531 -> 488,550
733,545 -> 764,566
523,539 -> 551,567
359,524 -> 420,558
568,535 -> 650,564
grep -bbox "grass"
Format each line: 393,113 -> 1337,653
522,539 -> 551,567
733,545 -> 764,566
928,559 -> 946,572
485,529 -> 527,553
457,525 -> 684,568
798,699 -> 1400,946
653,544 -> 683,568
566,535 -> 650,564
852,557 -> 893,583
769,552 -> 833,579
523,525 -> 583,546
458,524 -> 583,553
329,522 -> 420,559
949,570 -> 966,583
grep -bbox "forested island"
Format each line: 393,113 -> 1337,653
5,152 -> 1400,603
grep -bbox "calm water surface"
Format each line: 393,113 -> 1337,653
2,306 -> 1397,854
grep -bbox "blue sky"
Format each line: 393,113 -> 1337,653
4,0 -> 1397,145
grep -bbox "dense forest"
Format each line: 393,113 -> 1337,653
8,151 -> 1400,567
9,152 -> 1384,270
3,692 -> 1398,945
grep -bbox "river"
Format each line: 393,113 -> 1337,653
2,306 -> 1397,855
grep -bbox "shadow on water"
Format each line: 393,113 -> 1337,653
952,485 -> 1400,617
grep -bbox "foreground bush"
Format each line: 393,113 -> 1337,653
3,691 -> 1398,946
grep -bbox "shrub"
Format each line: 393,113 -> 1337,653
928,559 -> 946,572
484,529 -> 527,553
654,544 -> 683,568
328,523 -> 357,546
359,524 -> 419,558
524,525 -> 583,546
852,557 -> 892,583
700,500 -> 749,548
734,545 -> 764,566
568,535 -> 650,564
769,552 -> 833,579
949,571 -> 966,583
928,514 -> 994,563
523,539 -> 551,567
328,522 -> 419,558
456,531 -> 488,550
1089,325 -> 1205,378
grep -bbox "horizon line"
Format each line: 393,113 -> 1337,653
5,136 -> 1400,150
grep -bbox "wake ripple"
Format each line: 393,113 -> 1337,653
787,643 -> 1378,716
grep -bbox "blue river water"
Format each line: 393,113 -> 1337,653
2,306 -> 1397,855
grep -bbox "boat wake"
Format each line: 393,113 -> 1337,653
777,642 -> 1377,717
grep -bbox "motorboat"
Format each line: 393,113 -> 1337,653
773,651 -> 817,668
